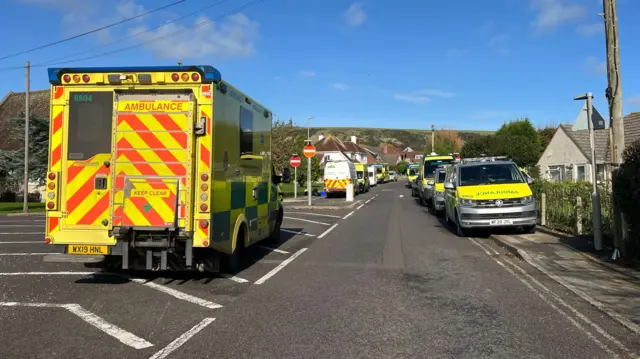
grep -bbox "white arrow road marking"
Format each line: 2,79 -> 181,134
148,318 -> 216,359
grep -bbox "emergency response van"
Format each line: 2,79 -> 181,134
355,163 -> 370,193
42,65 -> 291,272
443,157 -> 536,237
367,165 -> 377,187
417,153 -> 458,207
406,164 -> 419,188
426,167 -> 448,215
324,160 -> 358,197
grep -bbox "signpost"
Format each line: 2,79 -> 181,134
290,155 -> 301,198
303,143 -> 316,206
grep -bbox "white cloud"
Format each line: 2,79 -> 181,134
393,89 -> 455,104
488,34 -> 510,54
298,70 -> 316,77
343,3 -> 366,27
583,56 -> 606,75
531,0 -> 586,31
472,110 -> 510,120
576,23 -> 604,36
627,95 -> 640,106
22,0 -> 260,60
330,83 -> 350,91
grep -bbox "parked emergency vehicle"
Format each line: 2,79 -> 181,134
417,153 -> 458,207
324,160 -> 358,197
355,163 -> 370,193
43,65 -> 290,272
367,165 -> 377,187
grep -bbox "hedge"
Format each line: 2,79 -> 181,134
531,180 -> 614,240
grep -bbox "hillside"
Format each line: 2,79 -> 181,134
291,127 -> 493,150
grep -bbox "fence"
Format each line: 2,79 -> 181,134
531,180 -> 614,240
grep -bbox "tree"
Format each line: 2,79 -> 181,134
460,135 -> 496,158
395,161 -> 407,175
271,118 -> 299,173
296,154 -> 321,187
424,129 -> 464,155
493,118 -> 541,167
0,114 -> 50,190
537,126 -> 556,154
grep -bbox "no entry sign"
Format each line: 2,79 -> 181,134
290,155 -> 301,167
303,144 -> 316,158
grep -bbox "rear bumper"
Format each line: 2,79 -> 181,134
325,188 -> 346,193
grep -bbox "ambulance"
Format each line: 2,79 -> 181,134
354,163 -> 370,193
417,153 -> 458,207
42,65 -> 291,272
406,164 -> 419,187
324,160 -> 358,197
367,165 -> 377,187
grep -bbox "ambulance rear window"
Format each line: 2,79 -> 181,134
67,91 -> 113,160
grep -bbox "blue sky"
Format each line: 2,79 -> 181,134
1,0 -> 640,131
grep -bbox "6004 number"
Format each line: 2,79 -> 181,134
73,94 -> 92,102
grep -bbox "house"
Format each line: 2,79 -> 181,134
0,90 -> 50,199
314,134 -> 368,165
378,143 -> 403,165
362,146 -> 384,164
537,109 -> 640,183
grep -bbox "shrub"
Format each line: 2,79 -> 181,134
0,190 -> 17,202
612,138 -> 640,256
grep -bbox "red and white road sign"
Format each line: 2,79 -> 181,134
303,144 -> 316,158
290,155 -> 301,167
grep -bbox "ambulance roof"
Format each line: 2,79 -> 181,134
47,65 -> 222,85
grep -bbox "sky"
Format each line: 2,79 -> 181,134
1,0 -> 640,131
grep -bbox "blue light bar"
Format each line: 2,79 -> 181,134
47,65 -> 221,85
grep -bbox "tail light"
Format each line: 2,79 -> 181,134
63,75 -> 71,83
171,73 -> 179,82
82,74 -> 90,83
199,173 -> 210,213
72,75 -> 80,83
46,172 -> 59,211
191,73 -> 200,81
199,220 -> 209,228
181,73 -> 189,81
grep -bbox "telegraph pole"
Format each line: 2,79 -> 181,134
23,61 -> 30,214
431,124 -> 435,153
603,0 -> 624,165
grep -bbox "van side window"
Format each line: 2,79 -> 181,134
239,106 -> 253,155
67,91 -> 113,160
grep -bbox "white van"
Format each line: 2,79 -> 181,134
324,160 -> 359,197
367,165 -> 377,187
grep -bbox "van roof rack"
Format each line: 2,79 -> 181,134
461,156 -> 510,164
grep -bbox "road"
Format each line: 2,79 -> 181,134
0,181 -> 638,359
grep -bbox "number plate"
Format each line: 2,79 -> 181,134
490,219 -> 513,225
67,245 -> 108,255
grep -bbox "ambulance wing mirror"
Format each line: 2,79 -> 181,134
444,182 -> 455,190
281,168 -> 291,184
527,177 -> 534,185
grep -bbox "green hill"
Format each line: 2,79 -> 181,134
291,127 -> 493,150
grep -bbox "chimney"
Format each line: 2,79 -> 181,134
318,133 -> 324,141
351,135 -> 356,144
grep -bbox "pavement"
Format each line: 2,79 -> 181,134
0,181 -> 639,358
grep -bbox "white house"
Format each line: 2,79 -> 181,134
314,135 -> 368,165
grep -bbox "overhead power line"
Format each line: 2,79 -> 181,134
0,0 -> 267,72
38,0 -> 235,66
0,0 -> 187,62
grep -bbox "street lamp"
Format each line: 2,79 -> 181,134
574,92 -> 603,251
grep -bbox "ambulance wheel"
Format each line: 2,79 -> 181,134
226,225 -> 246,273
455,211 -> 469,237
522,225 -> 536,234
269,208 -> 283,243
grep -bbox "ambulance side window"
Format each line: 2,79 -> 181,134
67,91 -> 113,160
239,106 -> 253,155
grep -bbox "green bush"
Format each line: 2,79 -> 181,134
612,138 -> 640,256
532,180 -> 614,239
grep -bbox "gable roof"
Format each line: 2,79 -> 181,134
379,143 -> 403,154
0,90 -> 50,150
560,124 -> 609,163
624,112 -> 640,148
314,135 -> 368,153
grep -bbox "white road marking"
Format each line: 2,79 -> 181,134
148,317 -> 215,359
288,212 -> 341,218
356,204 -> 364,210
317,223 -> 339,239
283,217 -> 330,226
219,273 -> 250,283
399,195 -> 404,198
0,232 -> 44,235
469,239 -> 629,357
129,278 -> 222,309
254,248 -> 307,285
342,211 -> 354,219
0,302 -> 153,349
365,200 -> 371,204
0,271 -> 97,276
0,241 -> 44,244
0,253 -> 52,256
280,229 -> 315,237
256,245 -> 290,254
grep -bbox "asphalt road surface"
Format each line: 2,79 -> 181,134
0,182 -> 638,359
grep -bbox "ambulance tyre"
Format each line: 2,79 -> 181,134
269,207 -> 283,243
522,225 -> 536,234
455,210 -> 469,237
227,225 -> 246,273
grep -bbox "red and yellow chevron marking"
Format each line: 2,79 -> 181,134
324,179 -> 348,189
47,217 -> 59,237
113,108 -> 190,228
64,154 -> 112,226
49,106 -> 64,171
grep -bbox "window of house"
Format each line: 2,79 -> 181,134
596,164 -> 607,183
548,165 -> 564,182
575,164 -> 586,182
239,106 -> 253,155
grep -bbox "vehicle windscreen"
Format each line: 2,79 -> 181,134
408,167 -> 418,176
423,159 -> 454,178
356,171 -> 364,179
436,171 -> 446,183
458,163 -> 525,186
376,167 -> 382,174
